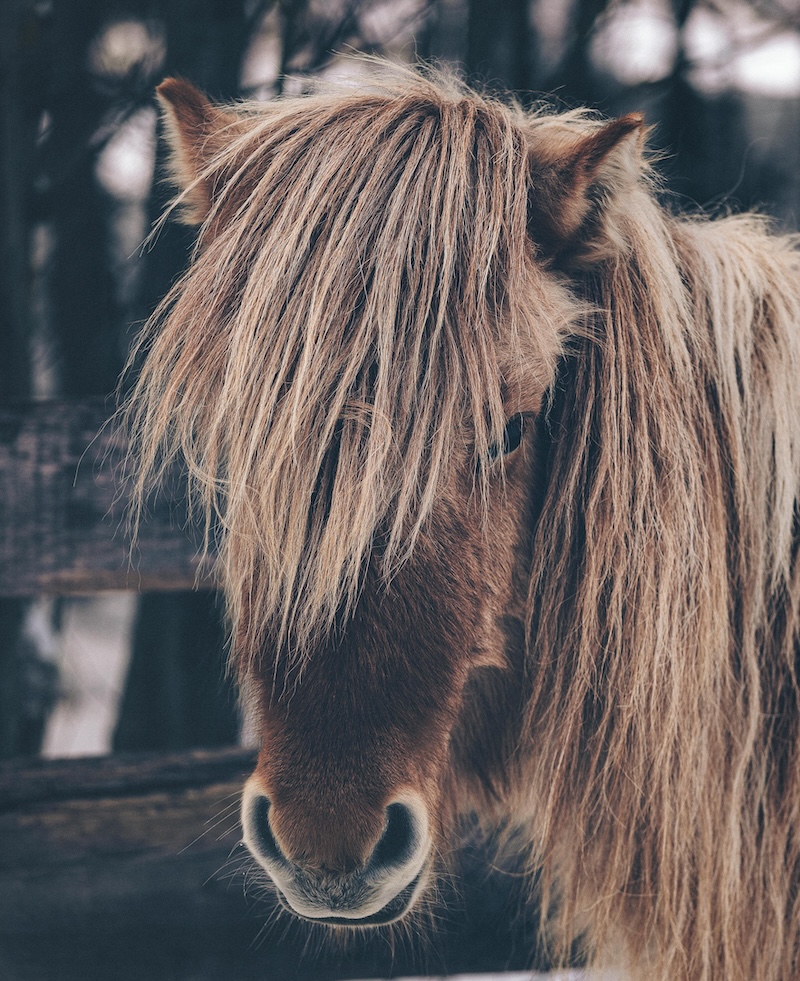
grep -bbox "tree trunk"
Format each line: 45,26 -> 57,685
466,0 -> 534,93
0,0 -> 47,758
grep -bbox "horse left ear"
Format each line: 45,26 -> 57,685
156,78 -> 240,224
527,112 -> 646,264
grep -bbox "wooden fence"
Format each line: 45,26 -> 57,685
0,400 -> 542,980
0,399 -> 207,595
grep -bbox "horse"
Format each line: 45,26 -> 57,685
123,64 -> 800,980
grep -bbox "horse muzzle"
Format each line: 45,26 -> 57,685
241,777 -> 432,926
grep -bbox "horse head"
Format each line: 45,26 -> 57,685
128,70 -> 644,928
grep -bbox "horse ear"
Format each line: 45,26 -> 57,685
156,78 -> 238,224
527,112 -> 646,264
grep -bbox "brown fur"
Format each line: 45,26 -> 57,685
124,63 -> 800,980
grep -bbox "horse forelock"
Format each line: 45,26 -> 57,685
125,69 -> 577,664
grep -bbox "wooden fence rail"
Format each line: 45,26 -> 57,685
0,399 -> 211,596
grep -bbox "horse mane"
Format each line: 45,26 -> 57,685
124,66 -> 577,661
525,203 -> 800,975
124,63 -> 800,979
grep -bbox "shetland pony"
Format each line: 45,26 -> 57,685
124,65 -> 800,980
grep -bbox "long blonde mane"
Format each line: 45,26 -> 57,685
524,206 -> 800,976
124,65 -> 800,980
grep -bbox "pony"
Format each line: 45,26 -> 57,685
123,63 -> 800,980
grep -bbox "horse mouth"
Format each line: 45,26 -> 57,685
276,864 -> 428,927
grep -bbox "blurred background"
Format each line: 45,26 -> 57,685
2,2 -> 800,979
3,0 -> 799,766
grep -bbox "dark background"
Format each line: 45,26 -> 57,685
1,0 -> 799,976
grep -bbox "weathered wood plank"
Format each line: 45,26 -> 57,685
0,399 -> 212,596
0,751 -> 253,869
0,748 -> 544,981
0,745 -> 255,810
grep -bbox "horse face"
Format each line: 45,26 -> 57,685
240,414 -> 542,926
143,76 -> 643,929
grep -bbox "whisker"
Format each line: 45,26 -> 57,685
179,800 -> 242,854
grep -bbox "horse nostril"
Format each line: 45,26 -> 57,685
248,795 -> 287,867
371,802 -> 418,871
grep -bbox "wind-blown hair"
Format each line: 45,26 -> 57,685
125,70 -> 573,659
124,64 -> 800,981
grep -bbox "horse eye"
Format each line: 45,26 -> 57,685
486,414 -> 525,463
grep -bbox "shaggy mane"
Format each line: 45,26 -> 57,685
524,208 -> 800,976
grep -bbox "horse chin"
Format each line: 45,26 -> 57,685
274,859 -> 431,929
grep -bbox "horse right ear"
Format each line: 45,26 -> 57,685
156,78 -> 239,224
527,112 -> 646,265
